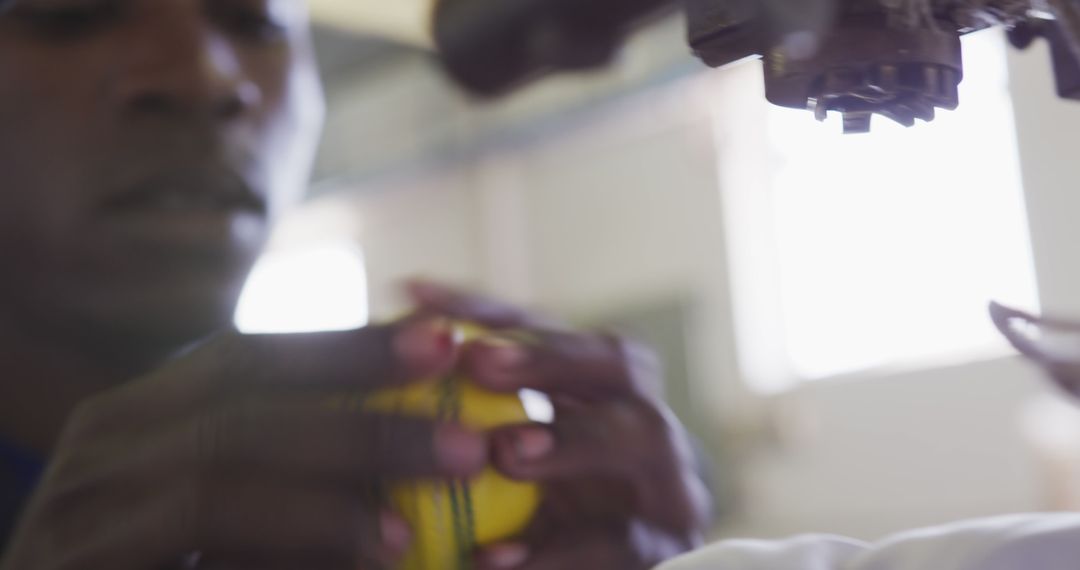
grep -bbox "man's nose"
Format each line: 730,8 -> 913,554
113,11 -> 262,122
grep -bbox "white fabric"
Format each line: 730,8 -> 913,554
657,514 -> 1080,570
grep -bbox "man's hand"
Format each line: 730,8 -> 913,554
408,281 -> 714,570
0,318 -> 488,570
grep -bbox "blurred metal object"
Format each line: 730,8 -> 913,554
1046,0 -> 1080,64
431,0 -> 1080,131
692,1 -> 959,132
1009,14 -> 1080,98
1025,0 -> 1080,98
307,0 -> 437,48
433,0 -> 676,96
688,0 -> 1080,132
775,25 -> 962,133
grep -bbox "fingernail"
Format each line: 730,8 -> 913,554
407,278 -> 446,299
395,318 -> 456,375
513,428 -> 554,461
477,338 -> 529,370
380,512 -> 412,554
435,424 -> 487,473
485,543 -> 530,569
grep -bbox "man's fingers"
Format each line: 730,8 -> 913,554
475,521 -> 701,570
484,421 -> 644,526
164,404 -> 488,483
474,535 -> 646,570
194,484 -> 397,568
93,317 -> 458,426
406,280 -> 661,402
51,405 -> 487,497
198,317 -> 456,396
461,329 -> 661,401
475,543 -> 532,570
198,487 -> 417,570
43,484 -> 406,570
405,279 -> 554,329
22,415 -> 444,570
488,422 -> 630,482
490,416 -> 709,534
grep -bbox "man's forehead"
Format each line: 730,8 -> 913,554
1,0 -> 308,17
0,0 -> 313,38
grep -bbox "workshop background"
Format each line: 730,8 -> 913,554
235,6 -> 1080,540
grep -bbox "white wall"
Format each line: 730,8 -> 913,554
305,171 -> 488,320
322,78 -> 753,431
1008,41 -> 1080,318
479,62 -> 1062,540
301,24 -> 1080,543
698,35 -> 1077,540
719,35 -> 1080,540
733,358 -> 1050,539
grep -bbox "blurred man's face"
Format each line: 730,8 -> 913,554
0,0 -> 324,352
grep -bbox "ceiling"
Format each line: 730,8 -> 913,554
307,1 -> 432,83
311,24 -> 411,82
307,0 -> 433,47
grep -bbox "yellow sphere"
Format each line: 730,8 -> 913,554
336,324 -> 542,570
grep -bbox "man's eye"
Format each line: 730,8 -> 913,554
218,9 -> 288,43
12,1 -> 119,38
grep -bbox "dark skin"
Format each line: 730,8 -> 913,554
0,1 -> 711,569
0,0 -> 324,450
409,282 -> 711,570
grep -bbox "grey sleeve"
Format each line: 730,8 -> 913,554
657,514 -> 1080,570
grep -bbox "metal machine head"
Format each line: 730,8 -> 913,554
688,0 -> 1080,133
425,0 -> 1080,132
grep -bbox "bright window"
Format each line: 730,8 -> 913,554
721,30 -> 1039,387
235,244 -> 370,334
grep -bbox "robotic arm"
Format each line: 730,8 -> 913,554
8,0 -> 1073,134
683,0 -> 1080,132
433,0 -> 1080,132
433,0 -> 676,95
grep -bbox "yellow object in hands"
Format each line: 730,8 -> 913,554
344,324 -> 542,570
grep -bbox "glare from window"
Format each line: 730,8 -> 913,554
234,244 -> 370,334
765,30 -> 1038,380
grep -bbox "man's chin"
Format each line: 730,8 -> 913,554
110,299 -> 238,348
52,272 -> 250,370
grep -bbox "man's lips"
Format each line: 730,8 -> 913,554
93,165 -> 270,252
100,166 -> 267,217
